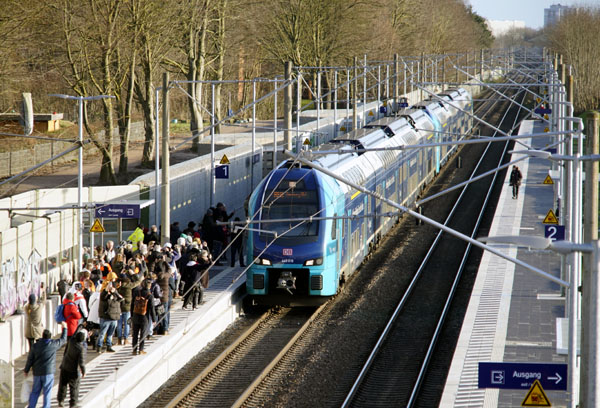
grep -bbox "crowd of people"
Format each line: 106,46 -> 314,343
22,202 -> 247,407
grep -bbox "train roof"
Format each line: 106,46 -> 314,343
364,116 -> 412,137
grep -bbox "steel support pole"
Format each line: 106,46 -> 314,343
211,83 -> 216,205
363,54 -> 367,123
393,54 -> 399,110
334,70 -> 338,136
403,61 -> 407,99
273,79 -> 278,170
385,64 -> 390,103
77,98 -> 83,273
154,87 -> 160,227
581,240 -> 600,407
346,69 -> 350,129
565,73 -> 578,408
442,57 -> 446,92
252,80 -> 256,185
296,72 -> 302,151
284,61 -> 293,151
580,113 -> 598,402
377,65 -> 381,118
480,49 -> 484,80
317,71 -> 321,145
353,57 -> 358,131
160,72 -> 170,245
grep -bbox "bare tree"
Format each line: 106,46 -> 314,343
132,0 -> 179,167
547,6 -> 600,113
164,0 -> 214,152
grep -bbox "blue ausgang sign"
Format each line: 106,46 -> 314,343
479,362 -> 567,390
95,203 -> 140,219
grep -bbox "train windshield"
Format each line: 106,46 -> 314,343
260,180 -> 320,243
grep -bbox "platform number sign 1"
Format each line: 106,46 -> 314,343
215,165 -> 229,179
545,225 -> 565,241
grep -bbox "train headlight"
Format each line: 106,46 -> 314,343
304,257 -> 323,266
256,258 -> 272,266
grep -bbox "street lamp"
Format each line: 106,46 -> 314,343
50,94 -> 114,274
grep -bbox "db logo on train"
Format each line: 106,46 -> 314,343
283,248 -> 293,256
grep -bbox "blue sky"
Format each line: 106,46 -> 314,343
466,0 -> 581,29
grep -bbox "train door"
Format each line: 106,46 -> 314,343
396,169 -> 401,208
337,215 -> 342,276
375,183 -> 383,235
363,196 -> 368,257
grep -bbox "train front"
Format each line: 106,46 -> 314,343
245,165 -> 340,306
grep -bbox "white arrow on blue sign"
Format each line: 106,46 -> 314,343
95,204 -> 140,219
479,362 -> 567,390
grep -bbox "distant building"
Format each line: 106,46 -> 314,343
486,20 -> 526,37
544,4 -> 573,27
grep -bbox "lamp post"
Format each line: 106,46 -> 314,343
50,94 -> 114,274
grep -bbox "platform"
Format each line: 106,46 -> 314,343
13,264 -> 246,407
440,120 -> 569,407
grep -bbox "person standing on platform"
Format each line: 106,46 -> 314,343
25,284 -> 46,351
62,293 -> 82,341
131,279 -> 156,355
117,272 -> 142,345
509,165 -> 523,199
57,328 -> 87,407
229,219 -> 246,268
96,281 -> 123,353
24,321 -> 68,408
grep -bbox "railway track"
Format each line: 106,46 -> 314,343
341,75 -> 530,407
141,70 -> 537,408
160,306 -> 324,407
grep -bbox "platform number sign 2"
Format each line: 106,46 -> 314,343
545,225 -> 565,242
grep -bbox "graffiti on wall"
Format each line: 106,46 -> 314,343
0,249 -> 42,320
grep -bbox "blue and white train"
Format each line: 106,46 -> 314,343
245,89 -> 473,306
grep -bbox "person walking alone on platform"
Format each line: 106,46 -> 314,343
24,322 -> 68,408
509,165 -> 523,199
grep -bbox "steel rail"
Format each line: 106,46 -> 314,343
164,312 -> 268,408
340,80 -> 520,407
407,83 -> 527,406
231,302 -> 329,407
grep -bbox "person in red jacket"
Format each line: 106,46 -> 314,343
63,292 -> 82,339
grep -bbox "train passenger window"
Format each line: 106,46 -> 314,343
331,214 -> 337,240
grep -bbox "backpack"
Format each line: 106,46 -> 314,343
133,296 -> 148,315
54,301 -> 74,323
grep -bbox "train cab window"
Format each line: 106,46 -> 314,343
261,182 -> 320,244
